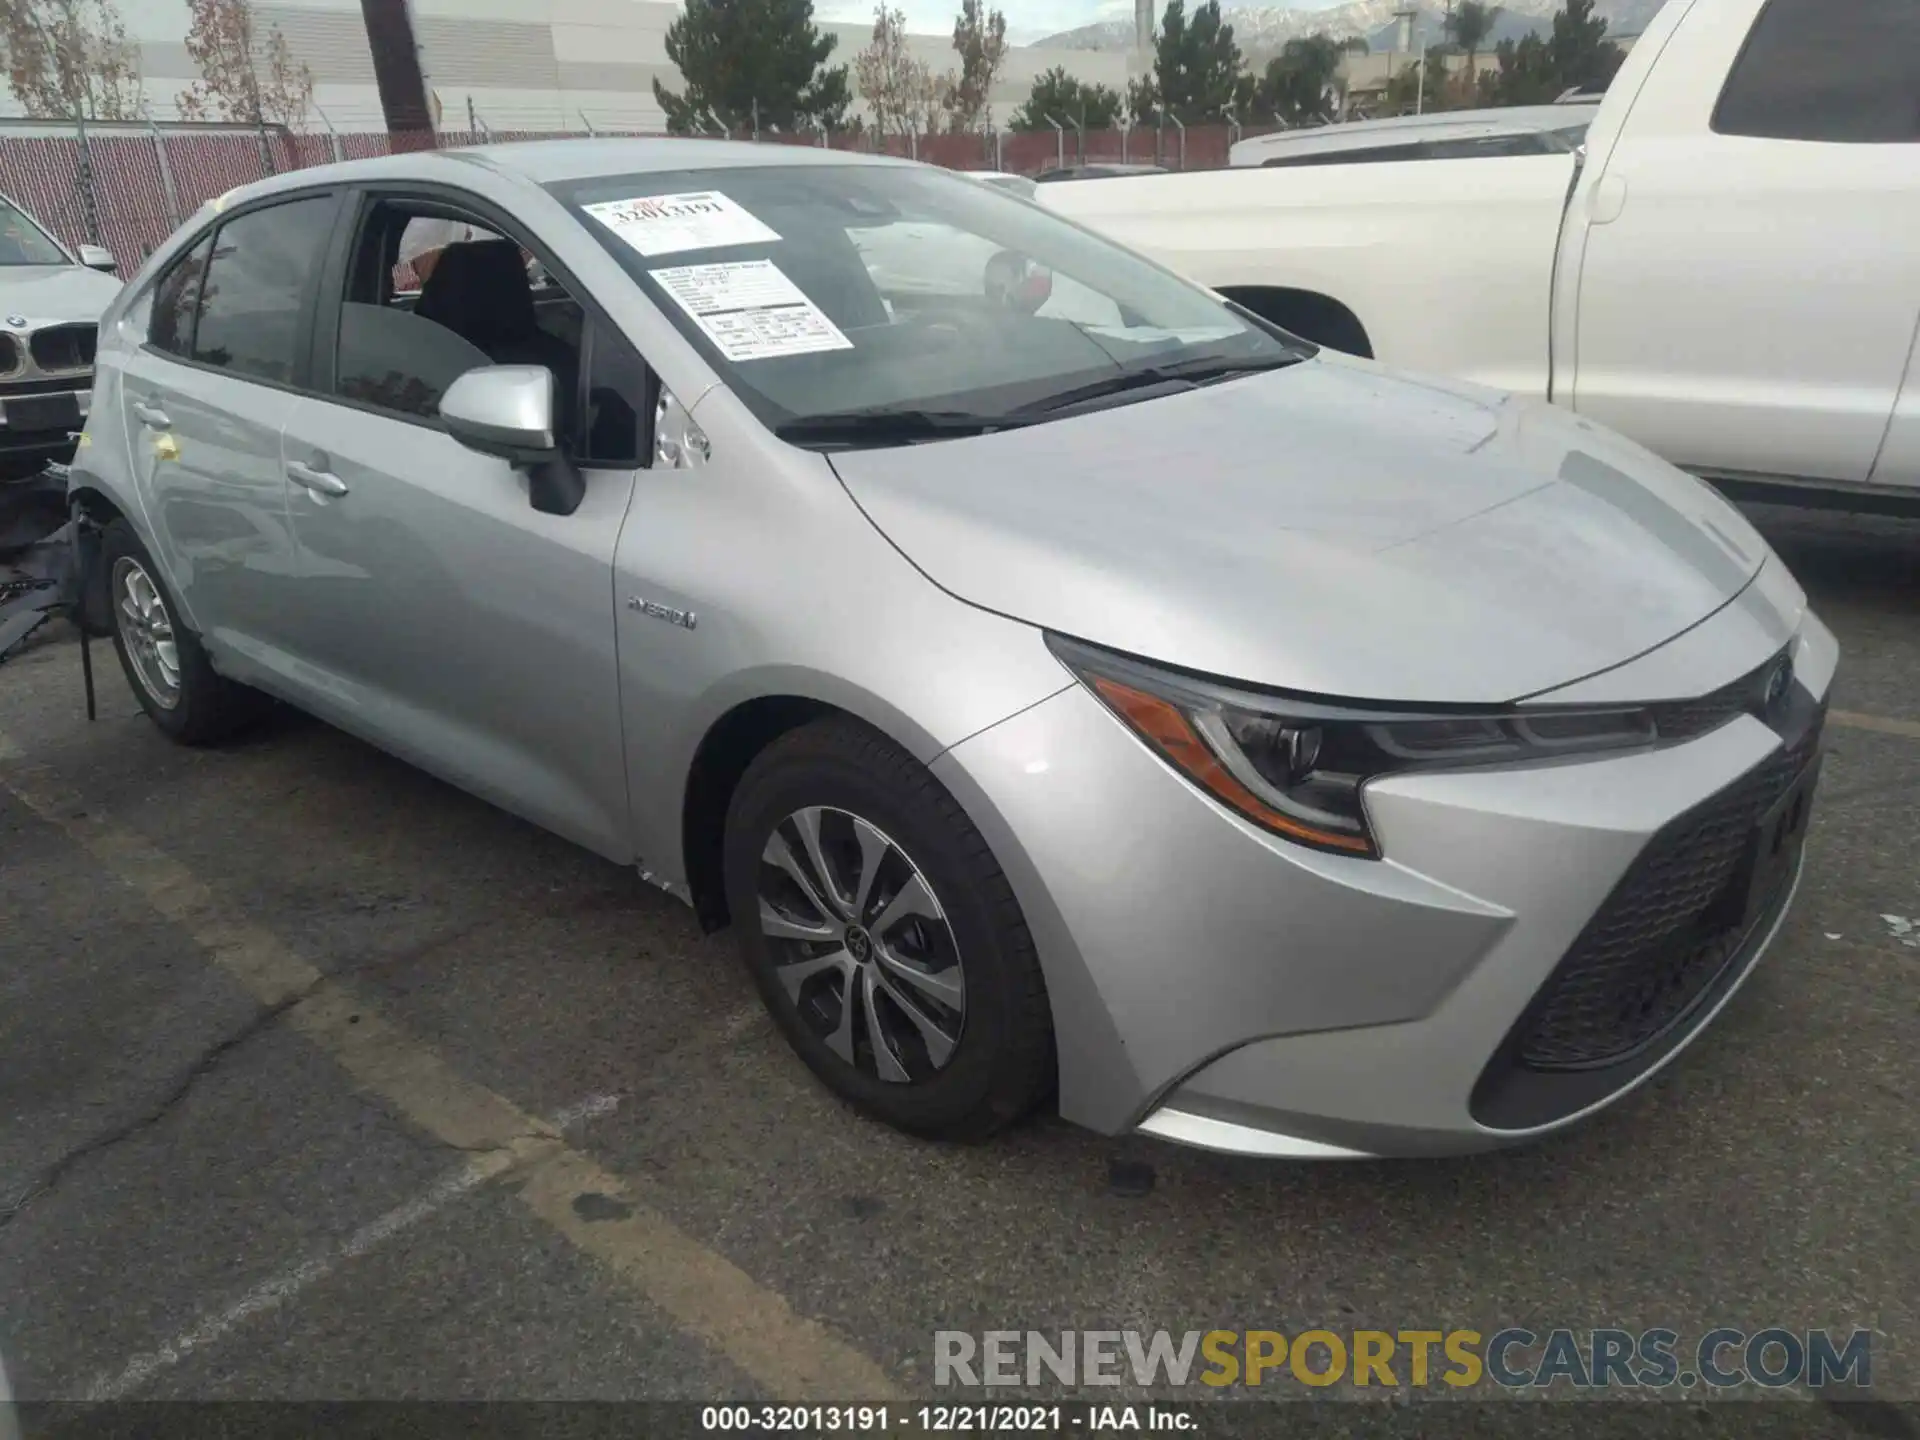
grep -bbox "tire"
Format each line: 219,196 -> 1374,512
101,517 -> 263,744
723,716 -> 1055,1141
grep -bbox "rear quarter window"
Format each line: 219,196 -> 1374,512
148,233 -> 214,357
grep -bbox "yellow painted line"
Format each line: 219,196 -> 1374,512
0,741 -> 902,1402
1830,709 -> 1920,742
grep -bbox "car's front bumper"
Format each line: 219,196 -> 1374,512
0,379 -> 90,457
931,575 -> 1838,1158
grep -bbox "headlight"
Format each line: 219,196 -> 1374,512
1048,634 -> 1658,859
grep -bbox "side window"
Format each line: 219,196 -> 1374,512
1713,0 -> 1920,143
1415,134 -> 1558,160
1263,143 -> 1425,167
392,215 -> 497,294
149,233 -> 214,357
333,197 -> 584,443
193,196 -> 335,383
580,320 -> 654,468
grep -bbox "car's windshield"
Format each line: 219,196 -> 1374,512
0,197 -> 69,266
548,163 -> 1309,441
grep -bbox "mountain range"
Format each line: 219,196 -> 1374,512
1029,0 -> 1671,54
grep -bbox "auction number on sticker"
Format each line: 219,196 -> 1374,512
701,1406 -> 891,1431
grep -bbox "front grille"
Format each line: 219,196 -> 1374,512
29,323 -> 95,373
0,333 -> 19,375
1514,711 -> 1823,1072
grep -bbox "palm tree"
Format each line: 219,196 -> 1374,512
1445,0 -> 1500,102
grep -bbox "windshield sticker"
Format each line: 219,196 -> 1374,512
583,191 -> 780,258
652,260 -> 854,363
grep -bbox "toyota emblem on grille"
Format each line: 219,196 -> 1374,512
1765,658 -> 1793,711
4,315 -> 25,329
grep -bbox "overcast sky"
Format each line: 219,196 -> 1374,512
814,0 -> 1323,45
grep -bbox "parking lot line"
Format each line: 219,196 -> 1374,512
0,735 -> 904,1403
85,1093 -> 620,1401
1831,709 -> 1920,742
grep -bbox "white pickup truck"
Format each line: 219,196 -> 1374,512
1041,0 -> 1920,509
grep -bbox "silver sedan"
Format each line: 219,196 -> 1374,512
74,140 -> 1835,1157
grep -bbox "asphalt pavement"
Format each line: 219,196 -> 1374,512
0,504 -> 1914,1433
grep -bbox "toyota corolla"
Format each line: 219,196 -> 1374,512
72,140 -> 1834,1157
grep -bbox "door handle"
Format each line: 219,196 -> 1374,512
131,401 -> 171,429
286,460 -> 348,497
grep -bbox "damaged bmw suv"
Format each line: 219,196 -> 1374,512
1,191 -> 119,481
71,141 -> 1834,1158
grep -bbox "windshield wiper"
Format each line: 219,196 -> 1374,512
774,408 -> 1033,449
1017,353 -> 1308,418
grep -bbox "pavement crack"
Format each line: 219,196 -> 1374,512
0,979 -> 320,1232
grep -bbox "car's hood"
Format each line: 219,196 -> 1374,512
0,264 -> 121,324
829,356 -> 1771,703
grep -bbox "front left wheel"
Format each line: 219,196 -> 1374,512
723,717 -> 1055,1141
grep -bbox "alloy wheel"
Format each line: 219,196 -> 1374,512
112,556 -> 181,709
756,806 -> 966,1083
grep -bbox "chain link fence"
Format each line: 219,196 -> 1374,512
0,119 -> 1254,265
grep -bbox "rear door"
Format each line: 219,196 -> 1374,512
1569,0 -> 1920,485
116,191 -> 340,662
274,186 -> 647,862
1868,326 -> 1920,493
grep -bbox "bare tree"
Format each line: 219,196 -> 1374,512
176,0 -> 314,129
854,5 -> 939,139
944,0 -> 1007,134
3,0 -> 145,119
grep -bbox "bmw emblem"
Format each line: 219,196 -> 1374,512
1764,658 -> 1793,711
4,315 -> 26,329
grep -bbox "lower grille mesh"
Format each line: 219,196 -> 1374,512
1517,715 -> 1822,1071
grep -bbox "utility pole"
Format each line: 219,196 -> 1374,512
72,108 -> 102,246
1392,7 -> 1418,115
359,0 -> 436,141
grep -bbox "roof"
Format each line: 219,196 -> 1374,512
213,136 -> 906,210
465,137 -> 907,182
1230,104 -> 1600,164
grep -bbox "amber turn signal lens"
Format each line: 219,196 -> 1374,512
1091,676 -> 1375,856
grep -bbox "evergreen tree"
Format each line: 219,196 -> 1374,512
1489,0 -> 1622,106
1151,0 -> 1243,124
1009,66 -> 1123,131
654,0 -> 851,135
1254,33 -> 1362,125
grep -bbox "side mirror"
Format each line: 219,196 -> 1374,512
440,364 -> 585,516
77,244 -> 117,273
